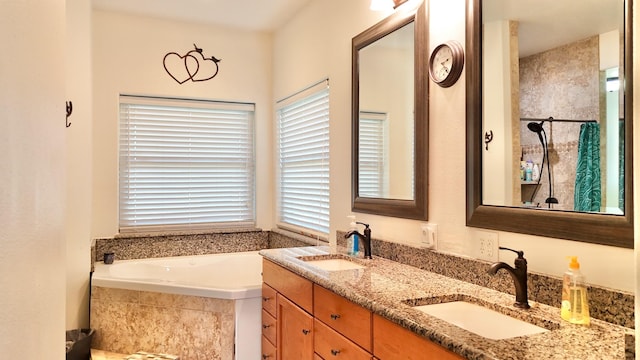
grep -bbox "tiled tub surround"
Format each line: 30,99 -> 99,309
90,286 -> 236,359
92,228 -> 314,264
90,229 -> 312,359
260,246 -> 631,359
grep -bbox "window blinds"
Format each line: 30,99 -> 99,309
358,111 -> 387,198
277,83 -> 330,235
119,95 -> 255,232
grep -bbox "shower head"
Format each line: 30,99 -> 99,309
527,121 -> 544,133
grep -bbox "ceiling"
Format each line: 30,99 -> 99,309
484,0 -> 622,57
92,0 -> 313,31
92,0 -> 623,58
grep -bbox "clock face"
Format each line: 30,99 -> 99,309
432,46 -> 453,82
429,41 -> 464,88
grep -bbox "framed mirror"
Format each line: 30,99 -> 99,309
352,2 -> 428,220
466,0 -> 633,247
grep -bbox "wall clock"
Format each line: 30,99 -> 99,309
429,40 -> 464,88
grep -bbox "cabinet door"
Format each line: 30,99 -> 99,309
277,294 -> 314,360
372,315 -> 463,360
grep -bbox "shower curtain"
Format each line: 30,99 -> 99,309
574,122 -> 601,211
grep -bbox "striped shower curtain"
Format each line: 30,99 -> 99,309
574,122 -> 601,211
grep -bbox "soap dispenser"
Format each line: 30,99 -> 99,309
561,256 -> 590,325
347,215 -> 359,256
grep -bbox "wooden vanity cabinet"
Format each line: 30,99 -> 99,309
262,259 -> 462,360
373,314 -> 464,360
261,283 -> 278,359
263,259 -> 314,360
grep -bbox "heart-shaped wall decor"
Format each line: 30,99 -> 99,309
163,44 -> 221,84
186,50 -> 221,82
163,52 -> 199,84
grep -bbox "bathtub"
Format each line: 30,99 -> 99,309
91,251 -> 263,360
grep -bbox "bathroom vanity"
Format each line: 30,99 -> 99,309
260,246 -> 629,359
261,257 -> 462,359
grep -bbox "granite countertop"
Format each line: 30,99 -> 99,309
259,246 -> 629,360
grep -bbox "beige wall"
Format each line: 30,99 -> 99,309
66,0 -> 93,329
274,0 -> 634,292
91,11 -> 274,237
0,0 -> 67,357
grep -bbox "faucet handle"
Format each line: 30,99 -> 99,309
356,221 -> 369,229
499,246 -> 524,258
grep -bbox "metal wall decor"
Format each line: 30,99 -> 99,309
163,44 -> 221,84
484,130 -> 493,150
66,101 -> 73,128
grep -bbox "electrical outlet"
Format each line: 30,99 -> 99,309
420,223 -> 437,249
477,231 -> 498,261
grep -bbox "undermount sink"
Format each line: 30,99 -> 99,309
298,255 -> 366,271
409,298 -> 552,340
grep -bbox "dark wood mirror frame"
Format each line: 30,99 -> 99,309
352,2 -> 429,220
465,0 -> 634,248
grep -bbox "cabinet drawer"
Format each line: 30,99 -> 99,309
262,283 -> 277,317
372,314 -> 463,360
314,319 -> 372,360
314,284 -> 372,351
263,259 -> 313,313
261,335 -> 277,360
262,309 -> 277,345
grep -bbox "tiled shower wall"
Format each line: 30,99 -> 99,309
519,36 -> 600,210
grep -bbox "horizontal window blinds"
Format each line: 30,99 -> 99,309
359,111 -> 387,198
278,83 -> 330,235
119,95 -> 255,231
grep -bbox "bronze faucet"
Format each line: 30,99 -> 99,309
344,222 -> 372,259
488,247 -> 530,309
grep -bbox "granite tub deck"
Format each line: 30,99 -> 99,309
259,246 -> 630,360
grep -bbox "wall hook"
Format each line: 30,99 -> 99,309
66,101 -> 73,128
484,130 -> 493,150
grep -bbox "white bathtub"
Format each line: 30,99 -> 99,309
92,250 -> 263,360
92,250 -> 263,299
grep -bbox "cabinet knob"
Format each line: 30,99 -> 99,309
330,314 -> 341,320
262,354 -> 271,359
262,324 -> 271,329
331,349 -> 341,356
262,296 -> 271,302
302,329 -> 311,335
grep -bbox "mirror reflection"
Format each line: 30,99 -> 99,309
358,21 -> 415,200
482,0 -> 625,214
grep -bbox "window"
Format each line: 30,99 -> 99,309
277,80 -> 330,235
358,111 -> 388,198
119,95 -> 255,232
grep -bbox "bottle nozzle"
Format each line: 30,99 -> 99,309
567,256 -> 580,270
